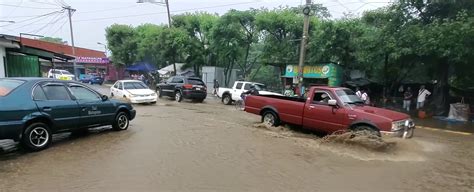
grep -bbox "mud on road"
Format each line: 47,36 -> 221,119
0,96 -> 473,192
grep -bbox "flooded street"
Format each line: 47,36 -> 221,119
0,89 -> 473,191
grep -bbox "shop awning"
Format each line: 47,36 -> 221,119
126,62 -> 157,72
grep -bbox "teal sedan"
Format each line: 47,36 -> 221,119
0,78 -> 136,151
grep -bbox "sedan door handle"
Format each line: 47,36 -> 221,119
308,106 -> 315,110
42,107 -> 52,112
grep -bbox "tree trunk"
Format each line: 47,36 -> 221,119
383,54 -> 389,98
430,59 -> 450,116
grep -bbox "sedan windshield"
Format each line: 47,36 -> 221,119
335,89 -> 364,104
124,82 -> 148,89
62,71 -> 73,75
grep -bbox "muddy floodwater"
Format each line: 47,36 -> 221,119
1,94 -> 473,191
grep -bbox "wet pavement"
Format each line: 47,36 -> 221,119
0,85 -> 473,191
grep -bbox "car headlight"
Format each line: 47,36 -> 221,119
151,93 -> 157,96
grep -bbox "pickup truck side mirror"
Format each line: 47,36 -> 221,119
328,99 -> 337,106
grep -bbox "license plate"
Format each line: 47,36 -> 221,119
196,88 -> 201,90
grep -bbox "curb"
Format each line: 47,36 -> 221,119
417,126 -> 473,136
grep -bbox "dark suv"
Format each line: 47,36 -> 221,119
156,76 -> 207,102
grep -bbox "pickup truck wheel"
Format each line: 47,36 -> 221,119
262,111 -> 280,127
352,125 -> 381,137
113,112 -> 130,131
21,122 -> 52,151
222,94 -> 232,105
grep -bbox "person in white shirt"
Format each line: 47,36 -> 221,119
417,85 -> 431,109
361,89 -> 370,105
355,87 -> 362,98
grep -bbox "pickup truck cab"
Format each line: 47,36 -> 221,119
245,86 -> 415,138
217,81 -> 282,105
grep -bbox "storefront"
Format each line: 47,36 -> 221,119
283,63 -> 343,87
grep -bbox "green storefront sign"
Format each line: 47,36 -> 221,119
284,63 -> 343,86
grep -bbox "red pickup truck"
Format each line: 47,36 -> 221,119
245,86 -> 415,138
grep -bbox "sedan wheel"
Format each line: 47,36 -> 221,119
22,122 -> 52,151
175,91 -> 183,102
113,112 -> 129,131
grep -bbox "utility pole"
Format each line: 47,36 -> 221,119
297,0 -> 311,96
65,6 -> 78,79
165,0 -> 171,27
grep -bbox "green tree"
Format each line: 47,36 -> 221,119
105,24 -> 138,66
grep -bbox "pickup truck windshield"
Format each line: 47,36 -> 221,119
0,79 -> 24,96
124,82 -> 148,89
336,89 -> 364,104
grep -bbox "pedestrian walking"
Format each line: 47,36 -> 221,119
403,87 -> 413,111
213,79 -> 219,96
417,85 -> 431,109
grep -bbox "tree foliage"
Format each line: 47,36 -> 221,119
105,1 -> 473,113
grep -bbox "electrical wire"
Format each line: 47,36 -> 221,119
74,1 -> 262,22
6,11 -> 63,31
3,0 -> 23,19
0,10 -> 62,27
77,5 -> 140,14
29,11 -> 66,35
49,19 -> 68,37
0,3 -> 58,9
29,0 -> 61,7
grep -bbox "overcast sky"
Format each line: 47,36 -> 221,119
0,0 -> 390,53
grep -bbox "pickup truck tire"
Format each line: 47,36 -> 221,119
21,122 -> 53,151
352,125 -> 381,137
222,94 -> 232,105
262,110 -> 280,127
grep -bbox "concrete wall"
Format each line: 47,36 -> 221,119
202,66 -> 240,93
0,47 -> 6,78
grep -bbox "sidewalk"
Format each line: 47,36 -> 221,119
414,117 -> 474,135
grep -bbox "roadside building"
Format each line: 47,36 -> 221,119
1,34 -> 73,78
19,37 -> 109,79
282,63 -> 343,87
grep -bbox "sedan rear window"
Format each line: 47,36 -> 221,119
188,79 -> 205,86
0,79 -> 24,96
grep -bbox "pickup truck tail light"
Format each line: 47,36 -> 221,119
183,84 -> 193,89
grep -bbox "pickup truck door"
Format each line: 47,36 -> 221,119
232,82 -> 244,100
303,90 -> 347,133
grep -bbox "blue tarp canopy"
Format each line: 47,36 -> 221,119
125,62 -> 157,72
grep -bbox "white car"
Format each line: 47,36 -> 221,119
111,80 -> 157,104
47,69 -> 76,80
217,81 -> 282,105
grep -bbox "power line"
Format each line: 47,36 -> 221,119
74,1 -> 262,22
76,5 -> 140,14
0,3 -> 58,9
29,0 -> 62,7
3,0 -> 23,19
29,11 -> 66,35
0,10 -> 62,27
7,11 -> 63,31
48,19 -> 68,37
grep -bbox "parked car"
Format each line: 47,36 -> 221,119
244,86 -> 415,138
217,81 -> 282,105
111,80 -> 157,104
80,74 -> 104,85
0,78 -> 136,151
156,76 -> 207,102
47,69 -> 76,81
